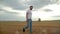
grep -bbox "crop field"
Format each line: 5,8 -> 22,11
0,21 -> 60,34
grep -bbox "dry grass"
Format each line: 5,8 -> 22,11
0,21 -> 60,34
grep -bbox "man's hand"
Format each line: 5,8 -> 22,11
26,18 -> 28,22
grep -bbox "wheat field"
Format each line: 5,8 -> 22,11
0,21 -> 60,34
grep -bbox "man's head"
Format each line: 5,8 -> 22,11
29,6 -> 33,10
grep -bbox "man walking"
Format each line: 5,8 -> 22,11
23,6 -> 33,33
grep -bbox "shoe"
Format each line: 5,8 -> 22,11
23,28 -> 25,32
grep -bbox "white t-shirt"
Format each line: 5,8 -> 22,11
27,10 -> 32,19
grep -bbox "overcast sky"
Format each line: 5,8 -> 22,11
0,0 -> 60,21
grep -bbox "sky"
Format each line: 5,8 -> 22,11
0,0 -> 60,21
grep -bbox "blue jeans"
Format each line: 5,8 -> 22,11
24,19 -> 32,33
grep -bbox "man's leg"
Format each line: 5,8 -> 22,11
23,19 -> 29,32
30,19 -> 32,33
24,21 -> 29,29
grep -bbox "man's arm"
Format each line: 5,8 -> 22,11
26,12 -> 28,21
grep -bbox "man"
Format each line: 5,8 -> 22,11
23,6 -> 33,33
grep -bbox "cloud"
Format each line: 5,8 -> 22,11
43,9 -> 53,12
0,8 -> 18,14
0,15 -> 20,21
5,11 -> 18,14
0,11 -> 25,21
0,0 -> 27,10
1,0 -> 60,10
0,7 -> 26,21
52,15 -> 60,17
26,0 -> 52,9
0,0 -> 54,10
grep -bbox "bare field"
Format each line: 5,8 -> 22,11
0,21 -> 60,34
